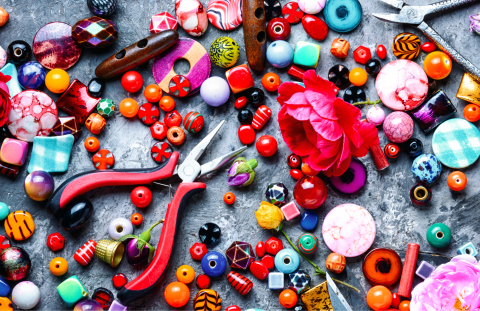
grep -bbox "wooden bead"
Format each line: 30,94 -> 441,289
243,0 -> 267,72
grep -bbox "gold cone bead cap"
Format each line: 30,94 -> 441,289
95,239 -> 125,267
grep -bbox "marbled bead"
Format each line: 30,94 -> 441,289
411,154 -> 442,184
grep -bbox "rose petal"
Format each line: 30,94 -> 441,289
333,98 -> 363,148
278,105 -> 316,156
316,134 -> 342,158
304,90 -> 338,120
351,121 -> 379,157
303,70 -> 337,100
277,82 -> 306,106
286,93 -> 312,121
303,121 -> 318,147
310,112 -> 342,141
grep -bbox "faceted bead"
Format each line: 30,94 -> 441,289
47,232 -> 65,252
274,249 -> 300,274
74,240 -> 97,266
225,241 -> 255,270
256,241 -> 266,257
282,1 -> 304,24
293,176 -> 328,209
93,288 -> 114,310
328,65 -> 350,89
267,18 -> 291,41
138,103 -> 160,126
112,273 -> 127,289
353,46 -> 372,64
265,237 -> 284,255
261,254 -> 275,270
96,99 -> 115,119
343,86 -> 366,107
60,199 -> 93,232
238,109 -> 253,125
150,122 -> 168,140
287,269 -> 311,294
52,116 -> 81,139
92,149 -> 115,170
199,223 -> 221,246
302,14 -> 328,41
196,274 -> 211,289
293,41 -> 321,68
300,210 -> 319,231
150,142 -> 173,164
415,261 -> 435,280
88,78 -> 105,98
238,125 -> 255,145
201,251 -> 227,277
226,271 -> 253,295
250,261 -> 269,280
87,0 -> 117,17
164,110 -> 182,128
109,300 -> 127,311
297,233 -> 319,255
457,242 -> 478,256
57,276 -> 88,307
405,138 -> 423,158
268,271 -> 284,289
72,17 -> 118,48
265,182 -> 288,206
190,243 -> 208,261
150,12 -> 178,33
426,223 -> 451,248
264,0 -> 282,20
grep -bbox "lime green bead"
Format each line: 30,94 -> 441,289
56,275 -> 88,307
209,37 -> 240,68
297,233 -> 319,255
293,41 -> 321,68
426,223 -> 452,248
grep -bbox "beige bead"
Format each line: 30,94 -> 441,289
0,7 -> 9,27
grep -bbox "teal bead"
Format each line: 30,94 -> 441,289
97,98 -> 115,118
28,135 -> 74,173
426,223 -> 452,248
297,233 -> 318,255
0,203 -> 9,220
274,249 -> 300,274
57,275 -> 88,307
293,41 -> 321,69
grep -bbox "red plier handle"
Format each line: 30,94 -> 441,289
46,152 -> 180,217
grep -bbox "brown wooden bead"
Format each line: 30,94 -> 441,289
243,0 -> 267,73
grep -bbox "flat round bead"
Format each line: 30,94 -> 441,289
199,223 -> 221,246
274,249 -> 300,274
108,218 -> 133,241
282,1 -> 304,24
426,223 -> 451,248
323,0 -> 362,33
267,18 -> 291,41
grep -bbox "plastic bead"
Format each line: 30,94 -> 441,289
176,265 -> 195,284
97,99 -> 115,118
92,149 -> 115,170
92,288 -> 114,310
234,96 -> 248,109
164,282 -> 189,308
365,59 -> 381,75
223,192 -> 235,204
87,78 -> 104,98
45,68 -> 70,93
447,171 -> 467,191
112,273 -> 128,289
330,38 -> 350,58
74,240 -> 97,266
193,289 -> 221,311
167,126 -> 185,146
190,243 -> 208,261
421,41 -> 436,53
268,271 -> 284,289
238,125 -> 255,145
12,281 -> 40,309
46,232 -> 65,252
144,84 -> 163,103
267,40 -> 294,68
199,223 -> 221,246
159,96 -> 175,111
0,204 -> 8,221
279,289 -> 297,308
326,252 -> 346,273
56,276 -> 88,307
18,61 -> 46,89
196,274 -> 211,289
209,37 -> 240,68
201,76 -> 231,107
376,45 -> 387,59
24,170 -> 54,202
108,218 -> 133,241
302,14 -> 328,41
367,106 -> 386,126
85,113 -> 106,134
84,137 -> 100,153
250,261 -> 269,280
119,98 -> 139,118
426,223 -> 451,248
238,109 -> 254,125
353,46 -> 371,64
323,0 -> 362,32
300,210 -> 318,231
121,71 -> 143,93
4,211 -> 35,242
151,141 -> 173,164
183,111 -> 204,134
274,249 -> 299,274
411,154 -> 442,184
288,64 -> 306,80
225,64 -> 255,94
256,242 -> 266,257
150,122 -> 168,140
409,184 -> 432,205
457,242 -> 478,256
297,233 -> 319,255
267,18 -> 291,41
464,104 -> 480,122
384,143 -> 400,159
130,213 -> 143,226
261,254 -> 275,270
404,138 -> 423,158
256,135 -> 278,157
262,73 -> 281,92
0,297 -> 12,311
293,41 -> 321,68
49,257 -> 68,276
349,67 -> 368,86
328,64 -> 350,89
7,40 -> 31,65
293,176 -> 328,209
227,271 -> 253,295
366,286 -> 392,311
281,201 -> 300,221
130,186 -> 152,208
138,103 -> 160,125
169,75 -> 191,97
287,270 -> 311,294
290,169 -> 304,180
424,51 -> 452,80
201,251 -> 227,277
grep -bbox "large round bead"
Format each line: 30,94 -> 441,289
293,176 -> 327,209
72,16 -> 118,48
0,247 -> 31,281
383,111 -> 414,143
209,37 -> 240,68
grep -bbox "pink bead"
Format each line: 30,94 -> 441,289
0,138 -> 28,166
383,111 -> 414,143
280,201 -> 300,221
175,0 -> 208,36
150,12 -> 178,34
366,106 -> 386,126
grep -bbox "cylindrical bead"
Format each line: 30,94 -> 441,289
226,271 -> 253,295
398,243 -> 420,298
370,144 -> 389,170
252,105 -> 272,130
0,161 -> 19,179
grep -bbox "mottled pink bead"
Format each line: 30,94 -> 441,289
383,111 -> 414,143
366,106 -> 385,126
175,0 -> 208,36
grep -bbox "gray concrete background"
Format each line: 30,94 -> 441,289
1,0 -> 480,310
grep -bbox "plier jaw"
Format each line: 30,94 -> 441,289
373,0 -> 433,25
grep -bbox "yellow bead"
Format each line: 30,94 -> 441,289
49,257 -> 68,276
45,69 -> 70,93
349,68 -> 368,86
209,37 -> 240,68
176,265 -> 195,284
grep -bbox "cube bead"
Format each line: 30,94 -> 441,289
281,202 -> 300,221
268,271 -> 284,290
293,41 -> 321,68
457,242 -> 478,256
415,261 -> 435,279
57,275 -> 88,307
0,138 -> 28,166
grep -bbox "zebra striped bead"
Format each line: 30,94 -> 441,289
74,240 -> 97,266
252,105 -> 272,130
193,289 -> 222,311
207,0 -> 243,31
226,271 -> 253,295
392,32 -> 421,60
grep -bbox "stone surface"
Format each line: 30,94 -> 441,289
0,0 -> 479,310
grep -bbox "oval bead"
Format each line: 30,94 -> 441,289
249,261 -> 269,280
256,241 -> 266,257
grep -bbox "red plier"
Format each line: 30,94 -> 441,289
46,120 -> 246,303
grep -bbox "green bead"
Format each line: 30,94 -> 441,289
209,37 -> 240,68
56,275 -> 88,307
297,233 -> 318,255
426,223 -> 452,248
97,98 -> 115,118
293,41 -> 321,69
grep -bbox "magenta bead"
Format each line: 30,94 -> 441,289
383,111 -> 414,143
293,176 -> 327,209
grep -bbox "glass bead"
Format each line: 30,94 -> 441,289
274,249 -> 300,274
343,86 -> 366,107
108,300 -> 127,311
199,223 -> 221,246
144,84 -> 163,103
280,202 -> 300,221
426,223 -> 451,248
293,41 -> 320,68
247,88 -> 265,107
17,61 -> 46,89
267,40 -> 294,68
384,112 -> 414,143
293,176 -> 327,209
92,287 -> 114,310
112,273 -> 128,289
264,0 -> 282,20
447,171 -> 467,191
119,98 -> 139,118
209,37 -> 240,68
87,0 -> 117,18
256,242 -> 266,257
261,254 -> 275,270
415,261 -> 435,279
138,103 -> 160,126
46,232 -> 65,252
328,64 -> 350,89
60,199 -> 93,232
300,210 -> 319,231
225,64 -> 255,94
409,183 -> 432,205
225,241 -> 255,270
0,138 -> 28,166
52,116 -> 81,140
323,0 -> 362,33
411,154 -> 442,184
256,135 -> 278,157
457,242 -> 478,256
227,271 -> 253,295
12,281 -> 40,309
0,297 -> 12,311
201,251 -> 227,277
287,269 -> 311,294
151,142 -> 173,164
164,282 -> 190,308
404,138 -> 423,158
268,271 -> 284,290
85,113 -> 106,135
0,275 -> 10,296
325,252 -> 346,274
72,17 -> 118,49
365,59 -> 381,75
74,240 -> 96,266
193,289 -> 221,310
384,143 -> 400,159
196,274 -> 211,289
409,90 -> 457,134
250,261 -> 269,280
28,135 -> 74,174
265,182 -> 288,206
265,237 -> 283,255
7,40 -> 31,65
238,109 -> 254,125
56,79 -> 100,124
282,1 -> 304,24
297,233 -> 318,255
56,276 -> 88,307
108,218 -> 133,241
97,98 -> 115,118
302,14 -> 328,41
328,157 -> 367,195
88,78 -> 105,98
366,286 -> 392,311
362,248 -> 402,286
0,247 -> 31,281
267,18 -> 291,41
45,68 -> 70,94
287,153 -> 301,168
4,211 -> 35,242
84,137 -> 100,153
183,111 -> 204,134
330,38 -> 350,58
0,63 -> 21,98
74,299 -> 103,311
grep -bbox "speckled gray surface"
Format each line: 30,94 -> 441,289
1,0 -> 480,310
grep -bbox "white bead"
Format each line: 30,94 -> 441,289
12,281 -> 40,309
108,217 -> 133,240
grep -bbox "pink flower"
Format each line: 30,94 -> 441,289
0,72 -> 11,127
411,255 -> 480,311
277,70 -> 379,177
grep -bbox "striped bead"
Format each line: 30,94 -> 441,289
4,211 -> 35,241
297,233 -> 318,255
193,289 -> 222,311
183,111 -> 205,134
252,105 -> 272,130
392,32 -> 421,60
226,271 -> 253,295
74,240 -> 97,266
207,0 -> 243,31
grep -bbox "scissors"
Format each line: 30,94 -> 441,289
373,0 -> 480,81
326,271 -> 353,311
46,120 -> 247,303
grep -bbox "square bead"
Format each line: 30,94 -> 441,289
225,64 -> 255,94
415,261 -> 435,279
268,271 -> 284,290
457,242 -> 478,256
57,275 -> 88,307
0,138 -> 28,166
281,202 -> 301,221
456,73 -> 480,106
56,79 -> 101,124
293,41 -> 321,68
409,90 -> 457,134
0,63 -> 22,98
108,300 -> 128,311
28,135 -> 74,173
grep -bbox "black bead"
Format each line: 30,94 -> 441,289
365,59 -> 381,75
87,0 -> 117,17
60,199 -> 93,231
238,109 -> 253,125
7,40 -> 32,65
247,88 -> 265,107
328,65 -> 350,89
264,0 -> 282,21
88,78 -> 105,98
404,138 -> 423,158
343,86 -> 366,108
199,223 -> 221,246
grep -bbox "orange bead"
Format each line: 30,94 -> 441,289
167,126 -> 185,146
176,265 -> 195,284
366,286 -> 392,311
119,98 -> 139,118
349,68 -> 368,86
223,192 -> 235,204
131,213 -> 143,225
164,282 -> 190,308
49,257 -> 68,276
144,84 -> 163,103
424,51 -> 452,80
159,96 -> 175,112
262,73 -> 281,92
447,171 -> 467,191
463,104 -> 480,122
301,162 -> 320,176
399,300 -> 411,310
279,289 -> 297,308
84,137 -> 100,152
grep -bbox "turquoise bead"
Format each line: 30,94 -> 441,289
0,63 -> 22,98
57,275 -> 88,307
323,0 -> 363,33
28,135 -> 74,173
274,249 -> 299,274
293,41 -> 321,68
266,40 -> 294,68
426,223 -> 451,248
0,202 -> 9,220
457,242 -> 478,256
297,233 -> 318,255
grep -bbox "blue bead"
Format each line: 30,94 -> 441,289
274,249 -> 299,274
411,154 -> 442,184
266,40 -> 294,68
323,0 -> 363,33
268,271 -> 284,290
300,210 -> 319,232
17,61 -> 46,89
0,276 -> 10,296
0,202 -> 9,220
201,251 -> 227,277
457,242 -> 478,257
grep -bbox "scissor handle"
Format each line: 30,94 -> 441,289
46,152 -> 180,217
418,22 -> 480,82
427,0 -> 478,15
117,182 -> 207,303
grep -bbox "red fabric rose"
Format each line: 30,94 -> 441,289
0,72 -> 11,127
277,70 -> 379,177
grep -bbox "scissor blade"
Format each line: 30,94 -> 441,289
373,12 -> 407,24
378,0 -> 405,10
199,146 -> 248,177
326,272 -> 353,311
188,120 -> 225,162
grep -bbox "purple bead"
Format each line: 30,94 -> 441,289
74,299 -> 103,311
108,300 -> 128,311
415,261 -> 435,279
200,77 -> 230,107
329,158 -> 367,195
408,90 -> 456,134
17,61 -> 46,89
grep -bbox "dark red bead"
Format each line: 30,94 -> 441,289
138,103 -> 160,125
287,65 -> 305,81
287,153 -> 301,168
235,96 -> 248,109
421,42 -> 436,53
164,110 -> 182,128
256,135 -> 278,157
196,274 -> 211,289
290,169 -> 304,180
238,125 -> 255,145
93,287 -> 114,310
151,142 -> 173,164
376,45 -> 387,60
46,232 -> 65,252
226,306 -> 242,311
0,235 -> 11,251
391,293 -> 400,308
384,143 -> 400,159
265,237 -> 284,255
302,15 -> 328,41
189,242 -> 208,261
267,18 -> 291,41
112,273 -> 128,289
261,254 -> 275,270
282,1 -> 304,24
256,241 -> 266,257
249,261 -> 269,280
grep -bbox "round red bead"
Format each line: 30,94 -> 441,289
130,186 -> 152,208
302,15 -> 328,41
249,261 -> 269,280
293,176 -> 328,209
196,274 -> 211,289
290,169 -> 304,180
183,111 -> 204,134
121,71 -> 143,93
376,45 -> 387,60
287,153 -> 301,168
261,254 -> 275,270
112,273 -> 128,289
267,17 -> 291,41
256,135 -> 278,157
226,306 -> 242,311
391,293 -> 400,308
282,1 -> 304,24
255,241 -> 266,257
421,42 -> 436,53
238,125 -> 256,145
138,103 -> 160,125
235,96 -> 248,109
